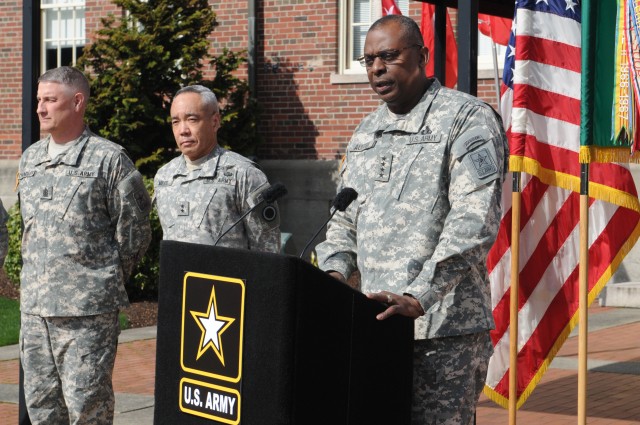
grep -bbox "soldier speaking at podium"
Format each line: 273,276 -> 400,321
154,85 -> 280,252
315,15 -> 509,425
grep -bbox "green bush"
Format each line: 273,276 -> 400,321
127,177 -> 163,301
4,202 -> 22,287
3,178 -> 162,301
77,0 -> 261,177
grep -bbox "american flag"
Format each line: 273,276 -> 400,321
484,0 -> 640,407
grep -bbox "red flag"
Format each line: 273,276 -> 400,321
381,0 -> 401,16
420,3 -> 458,88
484,1 -> 640,408
478,13 -> 512,46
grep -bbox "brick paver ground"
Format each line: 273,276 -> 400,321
2,305 -> 639,424
477,308 -> 640,424
0,339 -> 157,424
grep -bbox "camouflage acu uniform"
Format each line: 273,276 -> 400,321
154,145 -> 280,252
0,198 -> 7,266
316,80 -> 508,424
18,128 -> 152,424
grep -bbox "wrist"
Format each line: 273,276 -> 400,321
403,293 -> 425,316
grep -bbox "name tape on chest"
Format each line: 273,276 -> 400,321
66,170 -> 98,178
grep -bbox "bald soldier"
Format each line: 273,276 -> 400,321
316,15 -> 508,425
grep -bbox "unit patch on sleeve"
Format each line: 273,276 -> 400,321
469,148 -> 498,179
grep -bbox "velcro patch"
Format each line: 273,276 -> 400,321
469,148 -> 498,179
119,172 -> 151,215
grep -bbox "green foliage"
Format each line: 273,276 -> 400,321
119,312 -> 130,331
4,202 -> 22,286
77,0 -> 261,177
127,177 -> 163,301
3,179 -> 162,301
0,297 -> 20,346
0,299 -> 129,347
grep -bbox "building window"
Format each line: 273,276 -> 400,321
338,0 -> 408,75
41,0 -> 87,71
477,32 -> 507,76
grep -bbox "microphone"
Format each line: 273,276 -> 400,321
213,182 -> 287,246
299,187 -> 358,259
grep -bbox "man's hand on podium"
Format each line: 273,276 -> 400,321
367,291 -> 425,321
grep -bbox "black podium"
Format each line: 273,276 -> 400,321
154,240 -> 413,425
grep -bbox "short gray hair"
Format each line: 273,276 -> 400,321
39,66 -> 90,99
369,15 -> 424,48
174,85 -> 219,114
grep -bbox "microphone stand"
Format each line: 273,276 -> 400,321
299,208 -> 339,259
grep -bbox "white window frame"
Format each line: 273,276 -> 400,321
334,3 -> 509,83
477,31 -> 507,79
337,0 -> 409,76
41,0 -> 87,71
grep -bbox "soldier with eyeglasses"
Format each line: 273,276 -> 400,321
316,14 -> 509,425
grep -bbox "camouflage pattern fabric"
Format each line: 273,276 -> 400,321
17,128 -> 152,317
411,331 -> 493,425
0,198 -> 7,266
154,144 -> 281,252
316,79 -> 508,340
20,312 -> 120,425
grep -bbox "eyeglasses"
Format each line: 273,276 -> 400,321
357,44 -> 424,68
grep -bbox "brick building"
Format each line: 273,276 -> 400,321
0,0 -> 507,253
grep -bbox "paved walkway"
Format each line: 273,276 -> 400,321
0,304 -> 639,424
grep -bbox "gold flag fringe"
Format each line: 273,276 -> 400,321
579,145 -> 640,164
510,155 -> 640,214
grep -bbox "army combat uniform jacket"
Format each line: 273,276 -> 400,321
18,128 -> 152,317
316,80 -> 508,340
154,145 -> 280,252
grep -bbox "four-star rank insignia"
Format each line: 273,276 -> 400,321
180,272 -> 245,423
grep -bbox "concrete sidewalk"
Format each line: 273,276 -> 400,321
1,304 -> 639,424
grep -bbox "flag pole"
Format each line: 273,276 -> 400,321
491,39 -> 501,109
509,171 -> 521,425
578,163 -> 589,424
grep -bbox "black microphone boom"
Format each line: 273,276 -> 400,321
331,187 -> 358,212
299,187 -> 358,259
213,182 -> 287,246
262,182 -> 288,204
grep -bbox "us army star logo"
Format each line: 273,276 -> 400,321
191,288 -> 235,365
469,148 -> 498,178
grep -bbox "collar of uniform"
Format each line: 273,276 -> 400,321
33,127 -> 91,167
174,144 -> 224,179
379,78 -> 441,135
199,145 -> 225,178
53,128 -> 91,166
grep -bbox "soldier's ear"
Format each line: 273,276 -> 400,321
73,93 -> 85,111
418,47 -> 429,68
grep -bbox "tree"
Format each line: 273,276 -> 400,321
77,0 -> 260,176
